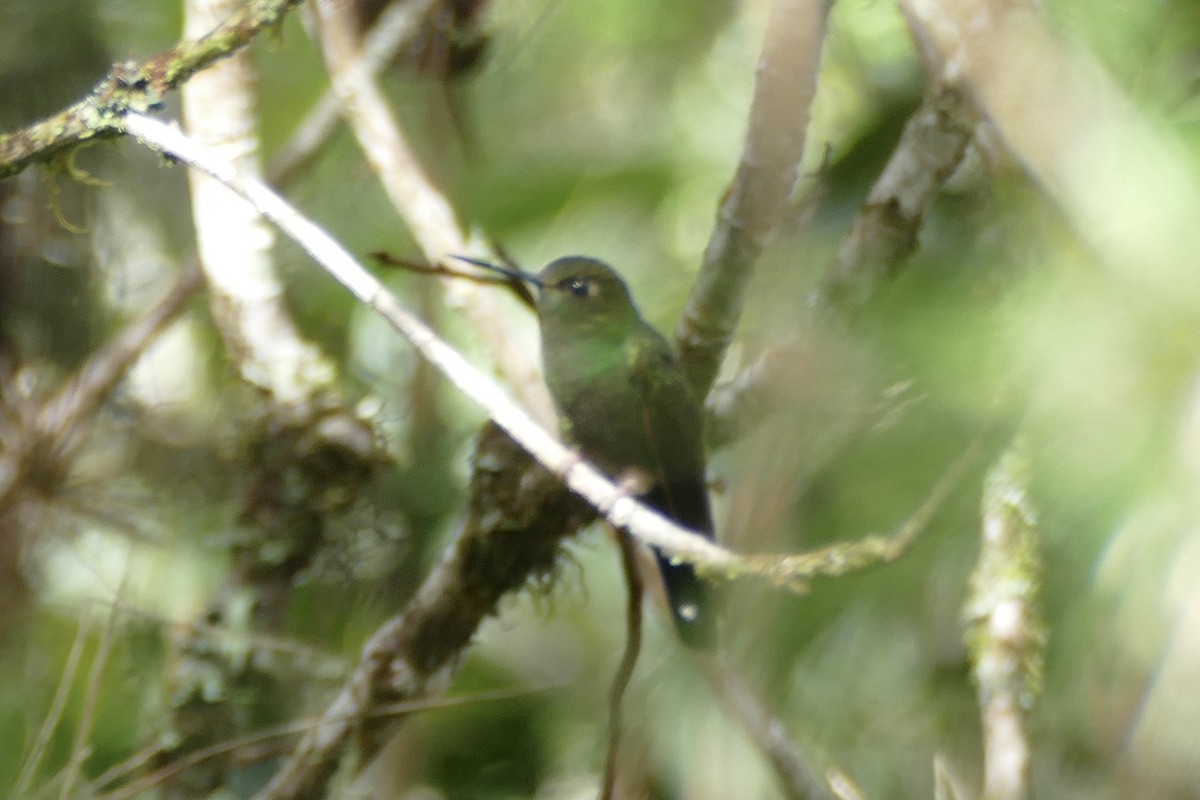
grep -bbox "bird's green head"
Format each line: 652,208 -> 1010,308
448,253 -> 642,338
534,256 -> 640,338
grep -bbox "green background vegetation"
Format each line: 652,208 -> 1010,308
2,0 -> 1200,798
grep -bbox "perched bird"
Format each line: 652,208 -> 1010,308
462,254 -> 718,648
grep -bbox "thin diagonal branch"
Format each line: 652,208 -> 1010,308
266,0 -> 439,186
704,655 -> 834,800
0,262 -> 202,509
312,0 -> 552,420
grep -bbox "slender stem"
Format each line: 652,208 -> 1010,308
601,531 -> 644,800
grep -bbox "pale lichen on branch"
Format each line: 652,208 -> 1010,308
0,0 -> 304,180
966,442 -> 1045,800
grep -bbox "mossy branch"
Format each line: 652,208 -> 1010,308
966,441 -> 1045,800
0,0 -> 303,180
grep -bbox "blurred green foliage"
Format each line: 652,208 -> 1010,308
3,0 -> 1200,798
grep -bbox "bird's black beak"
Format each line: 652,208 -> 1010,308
450,254 -> 543,289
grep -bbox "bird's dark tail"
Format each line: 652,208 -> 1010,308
653,550 -> 716,649
643,480 -> 718,649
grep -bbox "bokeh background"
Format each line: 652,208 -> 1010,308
2,0 -> 1200,798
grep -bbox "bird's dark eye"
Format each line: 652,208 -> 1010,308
563,277 -> 594,298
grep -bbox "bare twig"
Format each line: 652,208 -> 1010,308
58,580 -> 128,800
601,530 -> 644,800
0,262 -> 202,510
13,613 -> 95,798
95,684 -> 557,800
965,442 -> 1044,800
312,0 -> 551,420
740,429 -> 988,590
266,0 -> 439,186
0,0 -> 304,180
371,251 -> 538,309
676,0 -> 831,395
703,655 -> 834,800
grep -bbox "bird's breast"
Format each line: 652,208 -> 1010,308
542,338 -> 651,474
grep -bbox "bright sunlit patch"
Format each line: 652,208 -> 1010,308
41,526 -> 220,623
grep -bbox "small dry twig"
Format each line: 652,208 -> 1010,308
703,655 -> 834,800
13,613 -> 95,799
371,251 -> 538,309
817,86 -> 976,311
600,530 -> 644,800
57,576 -> 130,800
94,684 -> 557,800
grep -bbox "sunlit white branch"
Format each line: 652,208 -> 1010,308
267,0 -> 438,185
182,0 -> 334,403
122,112 -> 735,575
312,0 -> 553,422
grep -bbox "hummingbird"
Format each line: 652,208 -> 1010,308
457,254 -> 718,649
